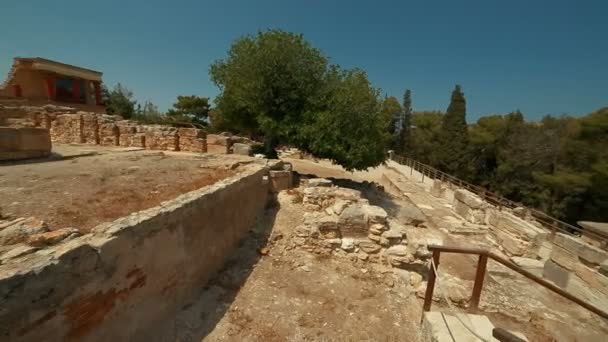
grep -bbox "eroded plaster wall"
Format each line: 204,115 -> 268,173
0,165 -> 270,341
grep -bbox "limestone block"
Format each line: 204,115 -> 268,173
206,134 -> 231,146
554,233 -> 608,266
600,260 -> 608,277
358,240 -> 381,254
207,143 -> 229,154
363,205 -> 388,225
578,243 -> 608,266
510,257 -> 545,277
232,143 -> 252,156
543,259 -> 570,288
333,188 -> 362,201
269,170 -> 292,192
493,229 -> 528,256
573,262 -> 608,296
454,189 -> 485,209
338,205 -> 368,237
0,127 -> 51,160
307,178 -> 333,187
422,312 -> 527,342
491,211 -> 548,250
99,122 -> 119,146
27,228 -> 79,247
81,113 -> 99,144
0,217 -> 49,245
430,180 -> 446,198
178,128 -> 206,152
550,248 -> 578,271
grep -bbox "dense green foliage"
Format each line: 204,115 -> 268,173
379,96 -> 402,136
405,95 -> 608,223
166,95 -> 210,125
210,29 -> 390,170
299,67 -> 388,170
437,85 -> 469,176
103,83 -> 136,119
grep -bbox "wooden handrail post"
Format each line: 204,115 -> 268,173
421,250 -> 441,323
469,254 -> 488,313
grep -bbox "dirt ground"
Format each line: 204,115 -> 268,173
147,158 -> 608,342
152,190 -> 424,342
0,144 -> 255,232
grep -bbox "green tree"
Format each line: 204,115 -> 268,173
379,96 -> 402,148
409,111 -> 444,165
209,29 -> 389,169
395,89 -> 412,154
210,29 -> 328,155
437,85 -> 469,175
104,83 -> 136,119
166,95 -> 210,125
299,67 -> 388,171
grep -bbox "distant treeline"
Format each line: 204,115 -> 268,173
388,88 -> 608,225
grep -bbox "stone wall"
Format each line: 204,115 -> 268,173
48,113 -> 190,152
543,233 -> 608,310
0,127 -> 51,161
388,157 -> 608,311
0,165 -> 272,341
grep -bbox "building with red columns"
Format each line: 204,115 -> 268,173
0,57 -> 106,113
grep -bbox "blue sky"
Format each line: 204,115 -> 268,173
1,0 -> 606,121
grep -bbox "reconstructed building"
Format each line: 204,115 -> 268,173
0,57 -> 105,112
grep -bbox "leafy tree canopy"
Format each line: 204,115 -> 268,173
103,83 -> 136,119
210,29 -> 389,169
166,95 -> 210,125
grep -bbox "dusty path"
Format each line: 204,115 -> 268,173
149,157 -> 606,341
153,190 -> 423,341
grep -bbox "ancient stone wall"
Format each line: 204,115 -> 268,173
387,158 -> 608,311
48,113 -> 192,152
0,127 -> 51,161
0,165 -> 271,341
543,233 -> 608,310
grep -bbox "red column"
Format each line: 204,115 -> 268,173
12,84 -> 22,97
45,77 -> 55,100
72,79 -> 80,102
93,81 -> 102,105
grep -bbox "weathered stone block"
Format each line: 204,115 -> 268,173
510,257 -> 545,277
543,259 -> 570,288
207,143 -> 229,154
0,127 -> 51,161
269,170 -> 292,192
206,134 -> 231,146
454,189 -> 485,209
232,143 -> 252,156
339,205 -> 367,237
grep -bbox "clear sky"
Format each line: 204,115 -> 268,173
1,0 -> 606,121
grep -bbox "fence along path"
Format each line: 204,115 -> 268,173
391,155 -> 608,244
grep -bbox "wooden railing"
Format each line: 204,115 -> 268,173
422,245 -> 608,321
391,155 -> 608,243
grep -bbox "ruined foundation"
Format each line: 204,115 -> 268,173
0,165 -> 273,341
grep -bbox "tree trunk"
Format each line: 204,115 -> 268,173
264,135 -> 279,159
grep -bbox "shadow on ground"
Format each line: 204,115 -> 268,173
147,195 -> 280,341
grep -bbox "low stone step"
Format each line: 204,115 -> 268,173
422,311 -> 528,342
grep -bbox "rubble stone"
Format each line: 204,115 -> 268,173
0,217 -> 49,245
26,228 -> 79,247
340,238 -> 355,252
338,205 -> 368,236
358,241 -> 381,254
307,178 -> 333,187
232,143 -> 252,156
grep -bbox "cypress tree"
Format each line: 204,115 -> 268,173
438,85 -> 469,174
397,89 -> 412,154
